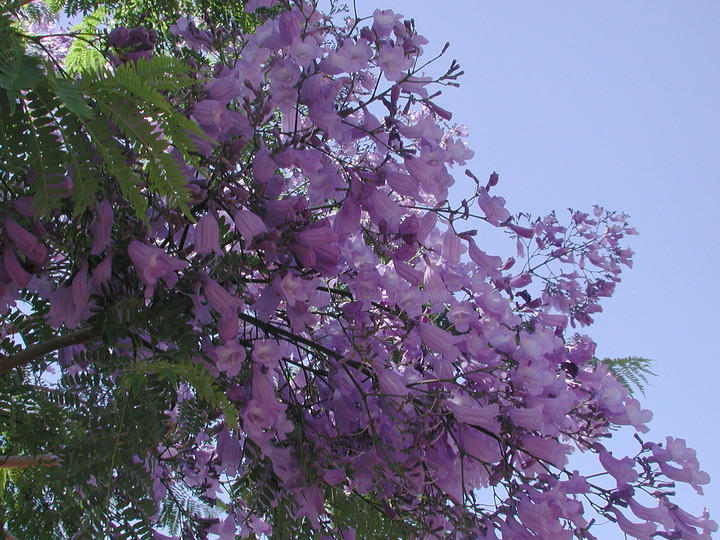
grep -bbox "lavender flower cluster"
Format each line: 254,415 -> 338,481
1,1 -> 714,537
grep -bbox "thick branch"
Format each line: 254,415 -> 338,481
0,453 -> 59,469
0,327 -> 102,375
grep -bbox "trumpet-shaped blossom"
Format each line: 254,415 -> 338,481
4,219 -> 47,265
194,213 -> 222,256
128,240 -> 187,298
212,340 -> 246,377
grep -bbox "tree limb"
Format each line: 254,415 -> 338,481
0,327 -> 102,375
0,453 -> 59,469
236,312 -> 375,377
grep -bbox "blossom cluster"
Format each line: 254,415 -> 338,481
1,0 -> 714,538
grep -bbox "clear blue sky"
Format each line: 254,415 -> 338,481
355,0 -> 720,520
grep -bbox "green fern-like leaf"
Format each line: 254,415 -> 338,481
81,57 -> 205,219
63,8 -> 106,75
0,28 -> 44,97
159,482 -> 219,535
22,88 -> 70,214
0,89 -> 30,187
120,359 -> 239,430
45,0 -> 67,15
46,67 -> 92,118
594,356 -> 656,397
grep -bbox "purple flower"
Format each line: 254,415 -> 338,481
108,27 -> 132,48
366,188 -> 405,231
233,209 -> 266,243
448,399 -> 500,434
386,170 -> 419,198
458,425 -> 502,463
378,44 -> 412,81
446,300 -> 475,333
595,443 -> 639,488
478,187 -> 510,226
47,267 -> 90,328
667,505 -> 718,537
128,27 -> 151,47
243,367 -> 292,445
519,434 -> 572,469
46,286 -> 73,328
90,255 -> 112,290
3,246 -> 31,287
203,278 -> 241,315
212,340 -> 246,377
251,339 -> 283,370
245,0 -> 278,13
90,199 -> 113,255
252,145 -> 278,184
288,35 -> 321,68
330,39 -> 373,74
417,322 -> 460,356
376,365 -> 409,397
277,273 -> 310,307
626,497 -> 674,530
192,100 -> 234,136
372,9 -> 403,38
169,17 -> 213,50
125,50 -> 153,63
127,240 -> 187,298
4,219 -> 47,265
194,213 -> 222,256
441,228 -> 463,263
611,509 -> 656,540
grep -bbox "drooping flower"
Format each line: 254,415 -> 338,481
595,443 -> 639,488
127,240 -> 187,298
233,209 -> 266,244
90,199 -> 113,255
477,187 -> 510,226
192,100 -> 234,137
4,219 -> 47,265
194,213 -> 222,256
2,247 -> 31,288
212,340 -> 246,377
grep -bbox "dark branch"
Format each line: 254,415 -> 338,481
237,311 -> 341,360
0,327 -> 102,375
236,312 -> 374,377
0,453 -> 59,469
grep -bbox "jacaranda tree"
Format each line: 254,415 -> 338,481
0,0 -> 715,538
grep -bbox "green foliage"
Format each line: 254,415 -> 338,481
81,56 -> 204,219
594,356 -> 656,397
1,10 -> 205,219
327,488 -> 421,539
0,337 -> 195,537
159,482 -> 219,536
45,0 -> 66,15
56,0 -> 258,38
63,7 -> 106,75
0,28 -> 44,104
121,358 -> 239,430
0,288 -> 218,536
